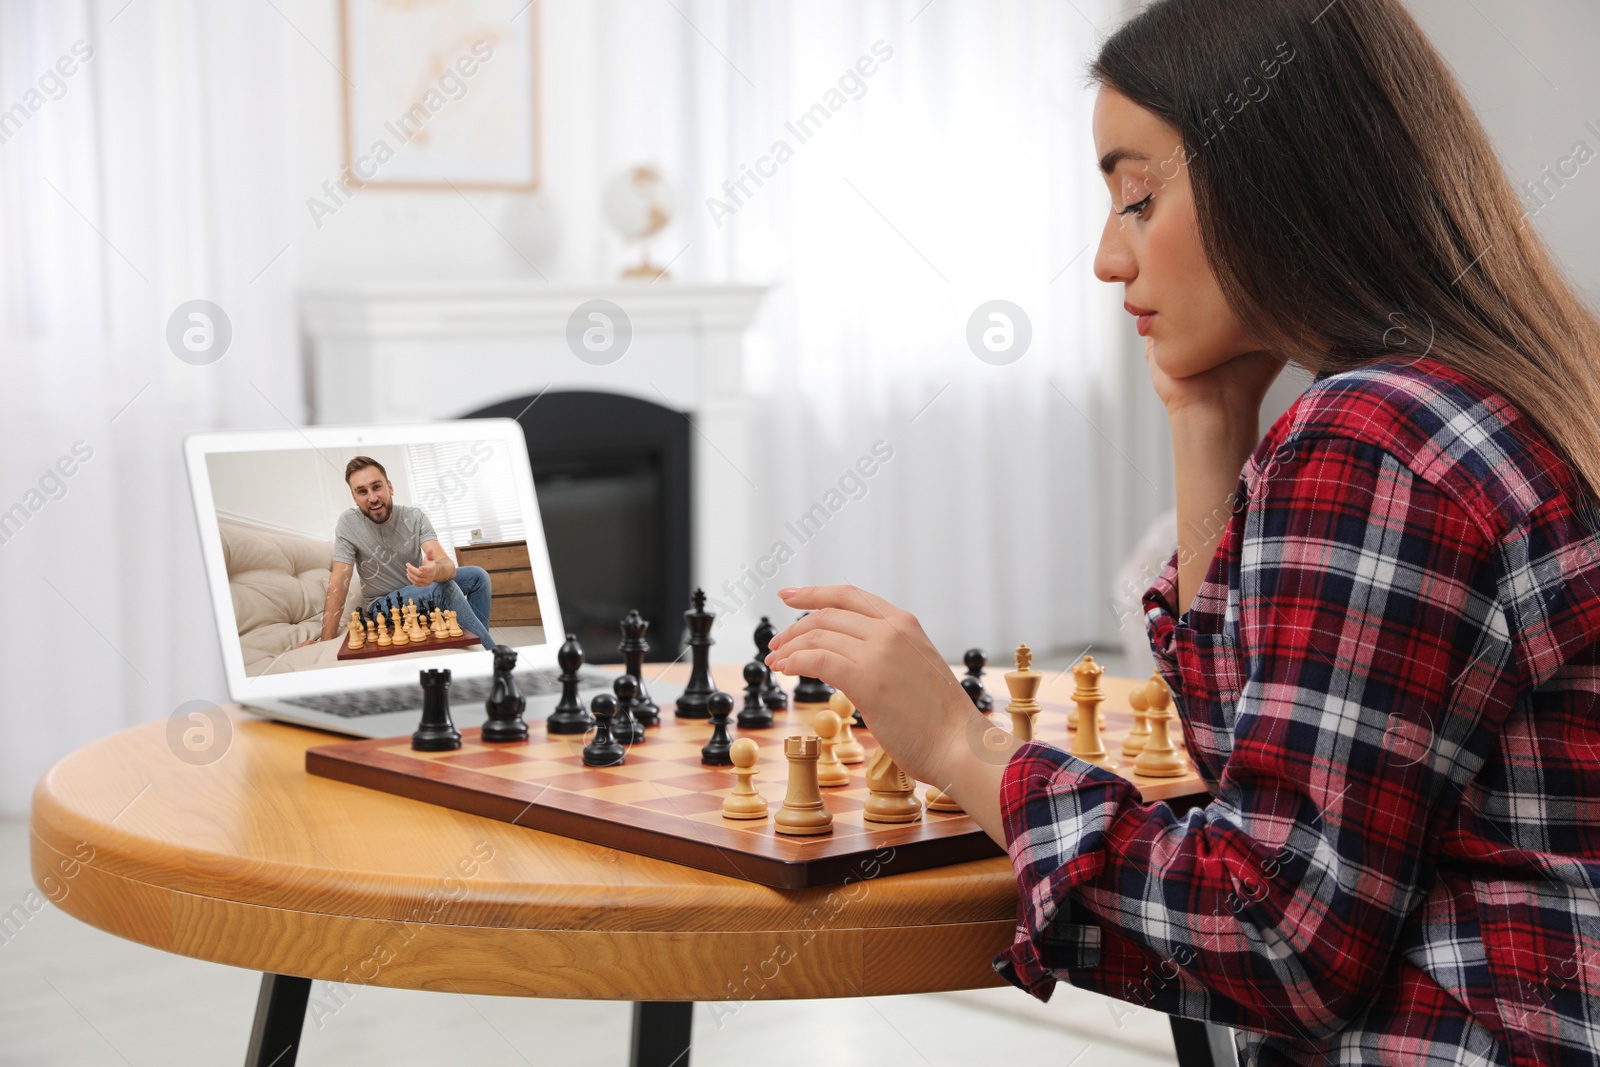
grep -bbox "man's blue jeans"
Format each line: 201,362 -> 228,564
369,566 -> 495,650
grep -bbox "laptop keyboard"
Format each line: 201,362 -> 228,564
284,669 -> 616,719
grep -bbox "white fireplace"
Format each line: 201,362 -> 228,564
299,282 -> 770,612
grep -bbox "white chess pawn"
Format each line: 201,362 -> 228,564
828,691 -> 865,764
722,738 -> 769,820
813,709 -> 850,787
1134,676 -> 1186,777
1122,681 -> 1151,758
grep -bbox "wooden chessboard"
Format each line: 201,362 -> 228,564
305,684 -> 1192,889
335,631 -> 481,661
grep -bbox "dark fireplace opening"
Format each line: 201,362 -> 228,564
462,390 -> 691,663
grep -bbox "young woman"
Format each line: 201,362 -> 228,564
765,0 -> 1600,1062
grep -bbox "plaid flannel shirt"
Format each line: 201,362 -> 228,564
993,357 -> 1600,1065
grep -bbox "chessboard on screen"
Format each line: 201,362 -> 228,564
206,440 -> 545,677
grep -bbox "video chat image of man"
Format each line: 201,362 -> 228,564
206,441 -> 544,676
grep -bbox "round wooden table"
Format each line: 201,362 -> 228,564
30,664 -> 1212,1066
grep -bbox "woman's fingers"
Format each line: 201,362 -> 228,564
771,647 -> 858,694
768,605 -> 878,650
766,627 -> 864,674
778,584 -> 902,621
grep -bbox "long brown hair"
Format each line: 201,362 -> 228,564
1092,0 -> 1600,497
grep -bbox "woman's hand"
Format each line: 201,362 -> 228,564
1146,338 -> 1285,422
765,585 -> 987,788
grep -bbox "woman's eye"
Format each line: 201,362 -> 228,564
1118,194 -> 1153,219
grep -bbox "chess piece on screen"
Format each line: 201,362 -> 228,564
376,613 -> 392,647
813,709 -> 850,787
390,605 -> 409,646
347,611 -> 364,651
774,735 -> 833,836
412,669 -> 462,751
828,691 -> 865,764
547,633 -> 594,734
962,648 -> 994,712
960,675 -> 986,711
1004,643 -> 1042,743
364,614 -> 377,644
613,675 -> 646,745
701,691 -> 735,766
753,616 -> 789,710
620,610 -> 661,725
445,610 -> 463,638
864,747 -> 923,823
582,693 -> 626,767
1068,655 -> 1116,770
482,646 -> 529,743
1134,675 -> 1186,777
721,738 -> 769,820
675,589 -> 715,719
738,661 -> 776,728
1121,679 -> 1152,759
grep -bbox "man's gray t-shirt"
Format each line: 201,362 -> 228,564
332,504 -> 437,609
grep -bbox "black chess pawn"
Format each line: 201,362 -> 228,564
612,674 -> 646,745
793,675 -> 835,705
961,674 -> 987,710
764,685 -> 789,721
482,646 -> 528,742
963,648 -> 994,712
547,633 -> 593,735
412,669 -> 462,751
675,588 -> 715,719
619,610 -> 660,726
701,691 -> 735,766
582,693 -> 625,767
753,616 -> 789,710
737,660 -> 775,729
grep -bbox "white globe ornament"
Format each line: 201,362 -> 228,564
603,165 -> 677,280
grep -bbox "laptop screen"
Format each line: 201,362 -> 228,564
186,420 -> 564,700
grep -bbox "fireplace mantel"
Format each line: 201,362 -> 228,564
299,281 -> 770,611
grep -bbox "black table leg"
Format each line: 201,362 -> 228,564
245,973 -> 311,1067
630,1001 -> 693,1067
1170,1016 -> 1221,1067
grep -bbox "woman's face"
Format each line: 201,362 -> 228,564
1092,88 -> 1264,378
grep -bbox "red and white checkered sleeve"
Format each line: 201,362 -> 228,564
992,434 -> 1520,1040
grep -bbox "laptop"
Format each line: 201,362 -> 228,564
184,419 -> 682,738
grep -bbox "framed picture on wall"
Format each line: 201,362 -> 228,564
339,0 -> 540,190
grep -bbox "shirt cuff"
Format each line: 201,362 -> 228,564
1142,547 -> 1182,676
990,740 -> 1137,1000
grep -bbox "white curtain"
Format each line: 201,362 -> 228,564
0,0 -> 293,815
595,0 -> 1161,658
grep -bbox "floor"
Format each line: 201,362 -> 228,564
0,814 -> 1184,1066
